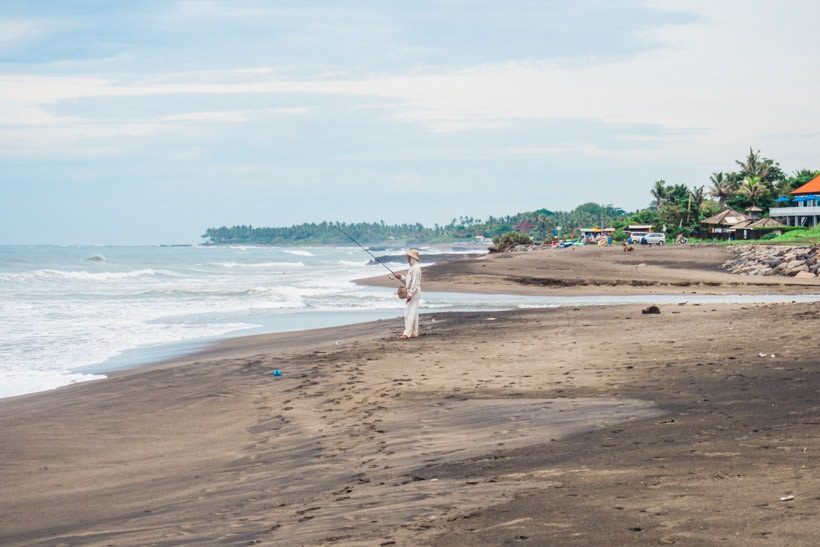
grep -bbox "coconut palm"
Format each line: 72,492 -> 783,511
736,148 -> 771,181
707,172 -> 734,206
689,185 -> 705,219
650,180 -> 667,210
736,175 -> 767,207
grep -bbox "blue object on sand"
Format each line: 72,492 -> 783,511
272,369 -> 282,376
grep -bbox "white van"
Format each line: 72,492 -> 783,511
628,232 -> 648,244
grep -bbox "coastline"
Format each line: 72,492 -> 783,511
357,243 -> 820,295
1,244 -> 818,545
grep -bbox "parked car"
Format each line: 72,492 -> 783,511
642,233 -> 666,245
627,232 -> 648,244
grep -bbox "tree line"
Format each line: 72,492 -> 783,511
202,148 -> 817,245
643,147 -> 817,238
202,205 -> 625,246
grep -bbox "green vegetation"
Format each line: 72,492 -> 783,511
764,226 -> 820,245
203,148 -> 818,246
634,148 -> 816,242
489,232 -> 534,253
202,204 -> 625,246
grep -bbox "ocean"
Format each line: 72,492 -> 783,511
0,244 -> 492,399
3,244 -> 819,400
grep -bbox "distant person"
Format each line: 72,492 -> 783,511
394,249 -> 422,339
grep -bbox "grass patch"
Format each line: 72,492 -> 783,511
767,225 -> 820,245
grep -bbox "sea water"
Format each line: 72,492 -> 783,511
0,244 -> 483,399
2,244 -> 819,400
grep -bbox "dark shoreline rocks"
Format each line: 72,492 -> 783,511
723,244 -> 820,278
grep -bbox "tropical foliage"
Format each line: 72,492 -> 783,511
621,148 -> 817,240
203,148 -> 818,246
203,204 -> 627,245
489,232 -> 533,253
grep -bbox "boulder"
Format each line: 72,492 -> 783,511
723,244 -> 820,278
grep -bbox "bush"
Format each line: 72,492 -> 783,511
490,232 -> 534,252
612,229 -> 628,242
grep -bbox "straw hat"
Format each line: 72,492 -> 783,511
406,249 -> 421,262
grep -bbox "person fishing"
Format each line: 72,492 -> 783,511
394,249 -> 422,339
336,227 -> 421,339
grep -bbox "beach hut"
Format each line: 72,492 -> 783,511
700,209 -> 748,239
732,216 -> 785,240
750,217 -> 785,229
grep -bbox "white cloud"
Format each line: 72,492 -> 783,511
161,110 -> 252,123
0,18 -> 43,47
0,75 -> 111,104
3,2 -> 820,192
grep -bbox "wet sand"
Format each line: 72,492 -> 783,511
0,244 -> 818,546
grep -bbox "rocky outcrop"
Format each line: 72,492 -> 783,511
723,244 -> 820,277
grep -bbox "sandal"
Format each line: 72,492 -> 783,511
397,335 -> 409,340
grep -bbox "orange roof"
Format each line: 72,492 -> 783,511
792,173 -> 820,195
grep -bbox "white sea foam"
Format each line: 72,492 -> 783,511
0,369 -> 106,400
211,261 -> 304,269
0,268 -> 179,283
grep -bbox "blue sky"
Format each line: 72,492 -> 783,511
2,1 -> 819,245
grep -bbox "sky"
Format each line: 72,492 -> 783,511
2,0 -> 820,245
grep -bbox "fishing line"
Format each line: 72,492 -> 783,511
336,226 -> 406,285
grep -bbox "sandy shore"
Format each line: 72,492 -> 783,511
1,244 -> 818,546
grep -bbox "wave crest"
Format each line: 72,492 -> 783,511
1,269 -> 180,283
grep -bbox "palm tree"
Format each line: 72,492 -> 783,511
650,180 -> 667,210
736,175 -> 766,207
736,147 -> 771,182
533,212 -> 553,240
687,185 -> 705,222
707,172 -> 733,207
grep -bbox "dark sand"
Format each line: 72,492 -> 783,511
1,244 -> 818,546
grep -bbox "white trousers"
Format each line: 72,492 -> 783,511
403,291 -> 420,337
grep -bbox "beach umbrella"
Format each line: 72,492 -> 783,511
775,196 -> 791,202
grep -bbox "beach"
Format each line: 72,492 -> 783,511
1,244 -> 818,546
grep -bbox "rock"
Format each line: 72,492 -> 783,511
794,270 -> 817,279
723,244 -> 820,278
785,263 -> 809,275
642,305 -> 661,314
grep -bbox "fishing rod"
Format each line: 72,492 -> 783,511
336,226 -> 406,285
